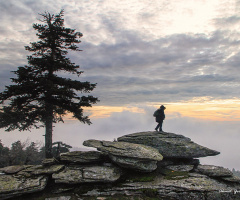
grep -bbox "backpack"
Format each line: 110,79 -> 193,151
153,109 -> 159,117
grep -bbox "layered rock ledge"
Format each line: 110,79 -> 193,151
0,131 -> 239,200
118,131 -> 220,158
83,139 -> 163,172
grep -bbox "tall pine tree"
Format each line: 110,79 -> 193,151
0,10 -> 99,158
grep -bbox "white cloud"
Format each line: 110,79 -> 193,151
1,108 -> 239,170
1,0 -> 240,171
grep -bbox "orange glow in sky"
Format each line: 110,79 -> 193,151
86,106 -> 145,118
153,97 -> 240,121
80,97 -> 240,121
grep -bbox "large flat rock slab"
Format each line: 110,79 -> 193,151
83,140 -> 163,161
52,165 -> 121,184
83,139 -> 163,172
118,131 -> 220,159
195,165 -> 233,177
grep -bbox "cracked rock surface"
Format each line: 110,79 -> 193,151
1,131 -> 239,200
83,139 -> 163,172
118,131 -> 220,158
0,174 -> 48,200
52,165 -> 122,184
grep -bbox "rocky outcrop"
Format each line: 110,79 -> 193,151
81,172 -> 239,199
0,160 -> 122,199
83,140 -> 163,161
0,131 -> 239,200
83,139 -> 163,172
53,165 -> 122,184
118,131 -> 220,158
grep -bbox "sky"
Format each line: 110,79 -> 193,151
0,0 -> 240,170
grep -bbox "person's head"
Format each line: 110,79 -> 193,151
160,105 -> 166,110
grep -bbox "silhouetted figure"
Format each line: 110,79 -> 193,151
154,105 -> 166,132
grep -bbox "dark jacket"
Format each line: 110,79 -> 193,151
155,108 -> 165,122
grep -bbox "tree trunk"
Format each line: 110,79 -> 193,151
45,29 -> 55,159
45,104 -> 53,158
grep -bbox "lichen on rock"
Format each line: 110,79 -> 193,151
0,131 -> 239,200
52,165 -> 122,184
83,139 -> 163,172
0,174 -> 48,200
118,131 -> 220,158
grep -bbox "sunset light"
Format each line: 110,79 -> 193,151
81,96 -> 240,121
1,0 -> 240,171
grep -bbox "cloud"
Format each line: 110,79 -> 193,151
69,29 -> 240,105
165,116 -> 240,169
1,0 -> 240,107
1,0 -> 240,171
2,107 -> 239,169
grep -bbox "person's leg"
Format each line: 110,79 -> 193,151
155,123 -> 160,131
159,120 -> 163,131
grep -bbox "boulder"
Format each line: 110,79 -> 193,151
83,140 -> 163,161
83,139 -> 163,172
52,165 -> 121,184
1,130 -> 239,200
195,165 -> 233,177
118,131 -> 220,159
60,151 -> 104,164
0,174 -> 48,200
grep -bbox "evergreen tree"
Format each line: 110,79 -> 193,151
52,141 -> 72,158
0,140 -> 10,167
0,10 -> 99,158
9,141 -> 26,165
25,142 -> 42,165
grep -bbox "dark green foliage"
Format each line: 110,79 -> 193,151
25,142 -> 43,165
52,141 -> 72,158
0,10 -> 99,158
9,141 -> 26,165
0,140 -> 43,166
0,140 -> 72,167
0,140 -> 10,167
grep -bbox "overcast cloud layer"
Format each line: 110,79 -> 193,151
1,0 -> 240,170
1,0 -> 240,105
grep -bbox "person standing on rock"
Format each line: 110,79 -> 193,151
154,105 -> 166,132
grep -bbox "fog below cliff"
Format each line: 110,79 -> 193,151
0,110 -> 239,170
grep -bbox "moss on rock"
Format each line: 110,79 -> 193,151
160,168 -> 189,180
